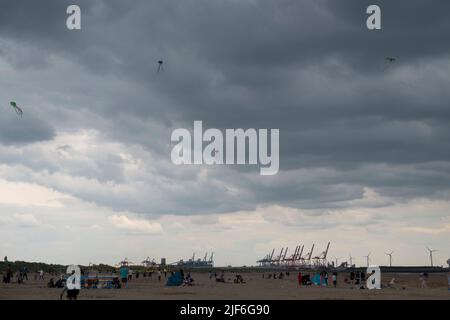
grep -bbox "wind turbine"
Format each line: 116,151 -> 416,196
427,247 -> 438,267
385,251 -> 394,267
363,252 -> 371,267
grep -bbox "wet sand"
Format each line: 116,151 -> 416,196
1,272 -> 449,300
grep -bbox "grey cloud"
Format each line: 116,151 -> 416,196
0,112 -> 55,144
0,0 -> 450,216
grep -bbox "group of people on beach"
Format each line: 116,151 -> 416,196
263,271 -> 290,280
2,265 -> 32,284
3,260 -> 450,294
206,270 -> 246,284
295,271 -> 338,287
118,265 -> 195,288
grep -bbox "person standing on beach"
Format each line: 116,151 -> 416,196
3,267 -> 12,283
180,268 -> 184,280
447,272 -> 450,291
297,272 -> 302,286
158,270 -> 162,282
17,270 -> 24,284
61,270 -> 80,300
350,271 -> 355,287
332,272 -> 337,288
119,266 -> 128,288
419,273 -> 428,288
22,266 -> 28,281
19,266 -> 24,281
324,271 -> 329,286
128,269 -> 133,281
7,268 -> 13,283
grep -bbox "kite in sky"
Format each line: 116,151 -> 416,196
385,57 -> 397,63
10,101 -> 23,117
383,57 -> 397,71
157,60 -> 164,73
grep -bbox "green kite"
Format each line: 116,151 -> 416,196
10,101 -> 23,117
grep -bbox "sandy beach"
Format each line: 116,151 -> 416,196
1,272 -> 449,300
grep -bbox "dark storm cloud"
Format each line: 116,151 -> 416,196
0,112 -> 55,144
1,0 -> 450,214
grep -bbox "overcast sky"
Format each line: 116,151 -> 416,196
0,0 -> 449,267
